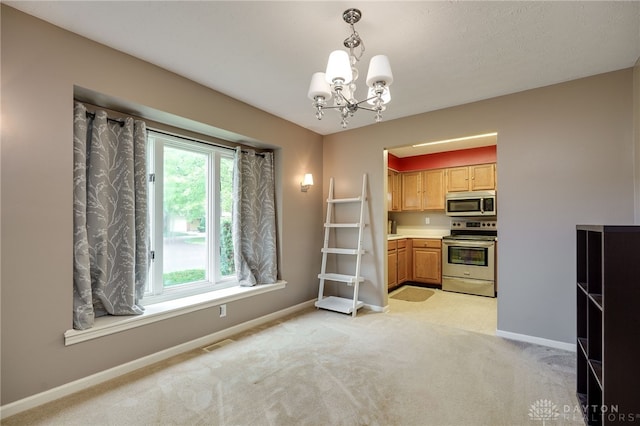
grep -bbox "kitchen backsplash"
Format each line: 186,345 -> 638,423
388,211 -> 452,237
388,211 -> 451,227
395,225 -> 450,237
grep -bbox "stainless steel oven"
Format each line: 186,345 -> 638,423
442,219 -> 496,297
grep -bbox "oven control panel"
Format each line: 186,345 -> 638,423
450,219 -> 497,230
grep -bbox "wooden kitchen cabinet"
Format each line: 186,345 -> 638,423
446,166 -> 471,192
471,163 -> 496,190
401,169 -> 445,211
387,169 -> 402,212
422,169 -> 445,210
388,241 -> 398,289
388,239 -> 408,289
397,239 -> 408,284
401,171 -> 421,211
446,163 -> 496,192
411,239 -> 441,285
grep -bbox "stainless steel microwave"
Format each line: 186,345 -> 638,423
445,190 -> 496,216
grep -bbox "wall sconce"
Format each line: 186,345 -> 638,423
300,173 -> 314,192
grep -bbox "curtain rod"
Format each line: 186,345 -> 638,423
85,109 -> 267,158
85,110 -> 126,126
148,128 -> 267,158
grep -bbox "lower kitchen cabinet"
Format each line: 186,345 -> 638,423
388,239 -> 408,289
388,240 -> 398,289
397,241 -> 408,283
412,239 -> 441,285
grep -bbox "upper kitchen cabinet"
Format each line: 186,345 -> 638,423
401,171 -> 421,210
387,169 -> 402,212
422,169 -> 445,210
447,163 -> 496,192
401,169 -> 445,211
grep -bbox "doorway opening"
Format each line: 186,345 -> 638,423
384,132 -> 498,334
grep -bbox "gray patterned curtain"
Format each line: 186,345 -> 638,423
232,147 -> 278,286
73,102 -> 148,330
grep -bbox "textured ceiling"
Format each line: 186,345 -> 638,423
6,1 -> 640,145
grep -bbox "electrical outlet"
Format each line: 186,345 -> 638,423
219,304 -> 227,318
425,217 -> 430,225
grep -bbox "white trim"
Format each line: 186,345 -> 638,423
496,329 -> 577,352
64,281 -> 287,346
1,298 -> 315,420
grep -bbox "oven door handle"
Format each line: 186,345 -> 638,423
443,240 -> 495,248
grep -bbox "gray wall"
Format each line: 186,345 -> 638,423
0,7 -> 323,404
1,4 -> 638,408
323,69 -> 635,344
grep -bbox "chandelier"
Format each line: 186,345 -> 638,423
307,8 -> 393,129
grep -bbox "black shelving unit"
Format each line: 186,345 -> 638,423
576,225 -> 640,425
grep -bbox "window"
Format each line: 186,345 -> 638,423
146,130 -> 235,304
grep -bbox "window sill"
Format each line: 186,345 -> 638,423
64,281 -> 287,346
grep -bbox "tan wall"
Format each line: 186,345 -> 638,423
0,6 -> 323,404
323,68 -> 635,344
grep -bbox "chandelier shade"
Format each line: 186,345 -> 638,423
366,55 -> 394,87
307,72 -> 332,100
307,8 -> 393,128
325,50 -> 353,84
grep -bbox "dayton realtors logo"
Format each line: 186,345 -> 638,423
529,399 -> 639,423
528,399 -> 560,425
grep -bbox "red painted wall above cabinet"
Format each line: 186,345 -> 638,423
388,145 -> 496,172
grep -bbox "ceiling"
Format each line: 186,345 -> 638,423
6,1 -> 640,154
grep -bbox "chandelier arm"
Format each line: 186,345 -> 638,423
355,106 -> 379,112
334,88 -> 351,105
321,105 -> 349,110
354,96 -> 380,106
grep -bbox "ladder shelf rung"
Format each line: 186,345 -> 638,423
324,223 -> 361,228
315,296 -> 364,315
327,197 -> 362,204
321,248 -> 365,255
318,273 -> 364,284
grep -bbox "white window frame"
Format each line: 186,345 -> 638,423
144,130 -> 236,305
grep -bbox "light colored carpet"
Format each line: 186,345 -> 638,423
3,289 -> 583,425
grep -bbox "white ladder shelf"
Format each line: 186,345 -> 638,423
315,174 -> 368,317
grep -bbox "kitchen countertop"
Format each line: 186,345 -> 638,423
388,234 -> 499,242
387,226 -> 451,240
388,234 -> 445,240
387,228 -> 450,241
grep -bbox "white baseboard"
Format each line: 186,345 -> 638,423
496,329 -> 577,352
0,299 -> 316,420
363,303 -> 387,313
